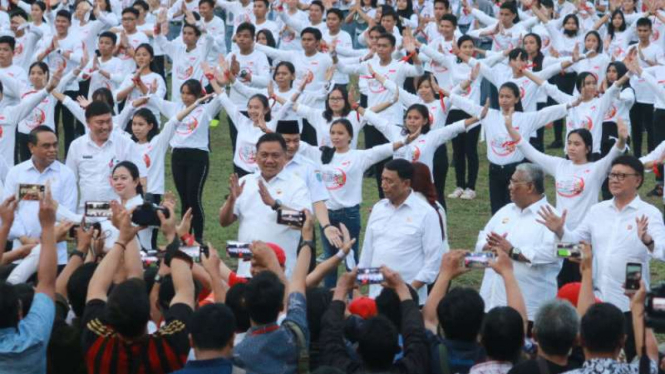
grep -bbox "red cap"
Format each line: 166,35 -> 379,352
349,297 -> 378,320
557,282 -> 601,307
266,242 -> 286,267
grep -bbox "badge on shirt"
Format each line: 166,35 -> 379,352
83,155 -> 92,159
502,218 -> 510,224
627,225 -> 633,231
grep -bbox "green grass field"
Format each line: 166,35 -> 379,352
147,116 -> 665,289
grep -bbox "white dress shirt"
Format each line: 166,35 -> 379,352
66,131 -> 147,212
233,170 -> 311,277
2,159 -> 77,264
562,195 -> 665,311
475,197 -> 561,320
284,154 -> 329,205
359,190 -> 445,303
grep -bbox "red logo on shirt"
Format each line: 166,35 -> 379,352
556,176 -> 585,197
323,168 -> 347,190
144,153 -> 151,168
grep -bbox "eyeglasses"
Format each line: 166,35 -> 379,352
509,179 -> 531,186
608,172 -> 639,181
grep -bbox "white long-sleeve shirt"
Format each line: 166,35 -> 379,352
80,56 -> 125,101
561,195 -> 665,311
3,160 -> 77,264
226,49 -> 271,106
156,34 -> 213,102
359,190 -> 444,303
516,136 -> 623,229
0,89 -> 51,165
475,197 -> 561,320
65,131 -> 147,212
294,104 -> 365,149
115,72 -> 167,121
136,116 -> 179,195
450,94 -> 568,165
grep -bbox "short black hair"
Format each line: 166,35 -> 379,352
133,0 -> 149,11
384,158 -> 414,181
226,283 -> 251,332
199,0 -> 215,7
377,32 -> 396,47
190,303 -> 236,350
13,283 -> 34,319
56,9 -> 71,22
85,101 -> 113,120
433,0 -> 450,8
256,132 -> 287,153
0,282 -> 20,329
105,278 -> 150,338
67,263 -> 98,318
121,7 -> 139,18
376,285 -> 419,330
358,315 -> 400,370
99,30 -> 118,44
309,0 -> 325,10
637,17 -> 652,28
580,303 -> 625,354
244,271 -> 285,324
0,36 -> 15,51
368,25 -> 387,35
9,8 -> 28,21
611,155 -> 645,188
306,287 -> 332,343
183,22 -> 202,36
480,306 -> 524,362
28,125 -> 56,146
236,22 -> 256,37
440,13 -> 458,27
533,300 -> 579,356
301,26 -> 322,41
380,5 -> 397,20
438,287 -> 485,342
327,8 -> 344,20
254,0 -> 269,6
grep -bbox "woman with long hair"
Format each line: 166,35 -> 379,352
115,43 -> 167,121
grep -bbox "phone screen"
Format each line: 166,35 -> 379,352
356,268 -> 384,284
625,262 -> 642,291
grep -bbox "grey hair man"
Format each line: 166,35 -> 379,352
508,299 -> 580,374
475,163 -> 562,322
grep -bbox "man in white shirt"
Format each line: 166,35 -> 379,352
3,126 -> 77,266
65,101 -> 147,213
8,11 -> 43,76
253,0 -> 280,39
113,7 -> 150,73
197,0 -> 226,64
80,32 -> 124,101
0,35 -> 29,107
359,159 -> 444,303
36,9 -> 84,157
540,155 -> 665,313
475,163 -> 560,321
323,8 -> 353,89
219,133 -> 311,278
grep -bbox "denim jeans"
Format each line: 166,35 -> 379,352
321,205 -> 361,288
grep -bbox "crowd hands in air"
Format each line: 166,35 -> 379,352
7,0 -> 665,372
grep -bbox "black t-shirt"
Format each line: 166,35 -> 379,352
508,358 -> 576,374
47,294 -> 86,374
81,299 -> 193,374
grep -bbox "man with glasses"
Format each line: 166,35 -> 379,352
114,7 -> 149,72
474,163 -> 561,322
538,155 -> 665,358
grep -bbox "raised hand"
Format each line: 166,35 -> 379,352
537,205 -> 567,237
39,185 -> 56,228
77,95 -> 92,109
228,173 -> 245,201
636,215 -> 653,246
439,250 -> 470,280
257,180 -> 276,208
0,196 -> 17,227
480,98 -> 490,119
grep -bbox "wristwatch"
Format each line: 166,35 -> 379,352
154,273 -> 163,284
70,250 -> 85,260
271,199 -> 282,211
509,247 -> 522,261
299,240 -> 315,251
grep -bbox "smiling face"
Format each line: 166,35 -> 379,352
29,130 -> 58,166
112,166 -> 139,198
256,141 -> 286,179
417,79 -> 435,102
87,113 -> 113,143
247,97 -> 268,123
29,64 -> 48,88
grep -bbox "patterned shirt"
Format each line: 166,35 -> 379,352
563,358 -> 657,374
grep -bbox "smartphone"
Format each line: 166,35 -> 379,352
199,245 -> 210,260
555,243 -> 582,259
277,209 -> 305,228
95,49 -> 101,57
17,184 -> 44,201
68,224 -> 80,241
464,252 -> 496,269
84,201 -> 112,218
226,241 -> 252,259
625,262 -> 642,293
356,268 -> 384,285
181,246 -> 201,263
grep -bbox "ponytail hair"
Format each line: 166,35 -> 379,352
322,119 -> 354,164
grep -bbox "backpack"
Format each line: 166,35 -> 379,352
283,320 -> 310,374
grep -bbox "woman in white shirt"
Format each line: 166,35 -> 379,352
504,106 -> 627,286
444,82 -> 571,213
298,118 -> 417,287
110,161 -> 153,250
115,43 -> 167,121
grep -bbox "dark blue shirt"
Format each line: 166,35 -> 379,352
172,357 -> 234,374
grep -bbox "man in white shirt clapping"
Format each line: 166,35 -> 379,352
359,159 -> 444,303
475,163 -> 560,322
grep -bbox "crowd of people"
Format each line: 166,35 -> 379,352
3,0 -> 665,372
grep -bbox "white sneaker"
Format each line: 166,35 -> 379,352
460,188 -> 477,200
448,187 -> 464,199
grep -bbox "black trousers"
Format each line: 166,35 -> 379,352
55,90 -> 85,158
448,109 -> 480,191
553,73 -> 577,143
150,194 -> 162,250
171,148 -> 209,242
489,161 -> 522,214
652,109 -> 665,183
364,122 -> 390,199
433,144 -> 448,211
630,102 -> 655,158
15,132 -> 31,163
530,101 -> 551,152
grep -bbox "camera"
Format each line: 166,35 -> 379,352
646,282 -> 665,332
555,243 -> 583,259
131,194 -> 170,227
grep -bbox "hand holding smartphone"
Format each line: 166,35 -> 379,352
356,268 -> 384,284
277,209 -> 305,228
625,262 -> 642,293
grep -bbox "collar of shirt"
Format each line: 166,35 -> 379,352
510,195 -> 549,216
84,133 -> 115,150
609,194 -> 643,213
383,189 -> 418,210
25,159 -> 60,174
248,323 -> 280,336
259,169 -> 290,185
